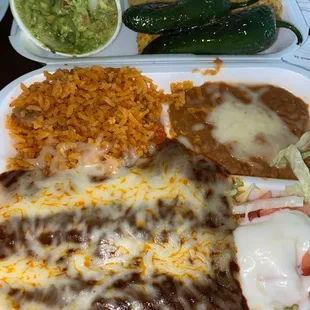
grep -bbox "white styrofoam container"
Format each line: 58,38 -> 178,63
8,0 -> 309,64
0,0 -> 9,22
0,60 -> 308,193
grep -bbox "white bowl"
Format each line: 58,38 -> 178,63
10,0 -> 122,58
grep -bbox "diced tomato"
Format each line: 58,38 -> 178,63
247,205 -> 310,222
302,250 -> 310,276
82,15 -> 88,26
299,205 -> 310,216
258,208 -> 280,217
152,123 -> 166,145
248,209 -> 275,221
248,211 -> 260,221
246,191 -> 274,220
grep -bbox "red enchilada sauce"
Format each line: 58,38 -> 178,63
169,82 -> 310,179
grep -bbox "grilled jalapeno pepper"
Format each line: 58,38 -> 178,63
142,6 -> 303,55
123,0 -> 259,34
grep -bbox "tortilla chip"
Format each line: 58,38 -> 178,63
231,0 -> 282,17
137,33 -> 159,54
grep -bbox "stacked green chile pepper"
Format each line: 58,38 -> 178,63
122,0 -> 303,55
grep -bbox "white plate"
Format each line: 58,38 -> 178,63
8,0 -> 309,64
0,0 -> 9,22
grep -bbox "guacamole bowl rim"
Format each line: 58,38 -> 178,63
10,0 -> 122,58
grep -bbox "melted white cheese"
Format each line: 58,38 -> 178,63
176,136 -> 194,151
160,103 -> 173,138
0,143 -> 237,310
192,123 -> 205,132
206,89 -> 298,164
234,210 -> 310,310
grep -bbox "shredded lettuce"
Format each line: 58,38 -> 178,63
302,151 -> 310,160
295,132 -> 310,152
235,183 -> 262,203
272,137 -> 310,203
232,178 -> 244,190
280,183 -> 304,198
226,178 -> 244,203
272,131 -> 310,165
227,179 -> 264,204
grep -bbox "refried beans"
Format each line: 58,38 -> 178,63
169,82 -> 310,179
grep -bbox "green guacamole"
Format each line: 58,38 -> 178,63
15,0 -> 118,55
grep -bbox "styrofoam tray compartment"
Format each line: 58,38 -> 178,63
0,61 -> 310,194
8,0 -> 308,64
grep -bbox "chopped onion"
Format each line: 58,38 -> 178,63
232,196 -> 304,215
88,0 -> 98,11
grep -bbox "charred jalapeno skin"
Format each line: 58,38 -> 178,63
142,6 -> 303,55
123,0 -> 259,34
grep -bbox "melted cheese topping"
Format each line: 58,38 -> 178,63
206,89 -> 298,164
234,210 -> 310,310
0,142 -> 243,310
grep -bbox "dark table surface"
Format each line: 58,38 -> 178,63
0,8 -> 41,90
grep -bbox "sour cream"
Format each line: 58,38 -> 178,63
234,210 -> 310,310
